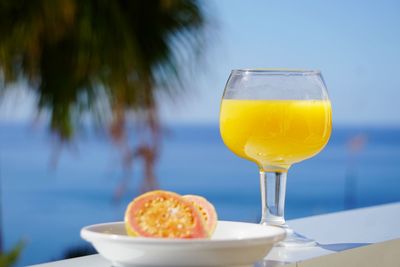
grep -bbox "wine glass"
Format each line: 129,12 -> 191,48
219,69 -> 332,246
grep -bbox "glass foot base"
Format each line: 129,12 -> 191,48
276,227 -> 316,247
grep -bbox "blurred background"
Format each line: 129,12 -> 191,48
0,0 -> 400,266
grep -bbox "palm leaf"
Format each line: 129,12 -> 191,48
0,0 -> 208,140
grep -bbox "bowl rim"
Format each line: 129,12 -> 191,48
81,220 -> 286,246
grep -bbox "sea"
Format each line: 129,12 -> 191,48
0,123 -> 399,266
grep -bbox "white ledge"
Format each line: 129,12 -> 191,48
261,202 -> 400,266
30,202 -> 400,267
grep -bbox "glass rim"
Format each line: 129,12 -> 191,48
231,68 -> 321,75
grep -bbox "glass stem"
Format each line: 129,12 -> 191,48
259,169 -> 287,226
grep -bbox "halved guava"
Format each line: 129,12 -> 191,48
183,195 -> 217,236
124,190 -> 208,239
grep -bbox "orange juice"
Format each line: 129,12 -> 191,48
220,99 -> 332,171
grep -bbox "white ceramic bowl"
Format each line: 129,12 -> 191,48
81,220 -> 285,267
81,221 -> 285,267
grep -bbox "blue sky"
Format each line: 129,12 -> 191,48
1,0 -> 400,126
161,0 -> 400,126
